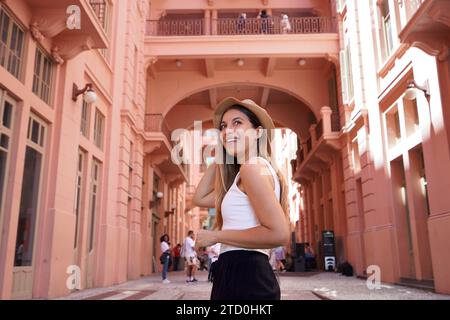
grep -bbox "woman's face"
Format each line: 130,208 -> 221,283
219,108 -> 260,159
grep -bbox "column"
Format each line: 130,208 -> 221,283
204,10 -> 211,35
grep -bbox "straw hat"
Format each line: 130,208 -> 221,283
213,97 -> 275,140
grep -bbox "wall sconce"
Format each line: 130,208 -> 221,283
404,79 -> 430,101
72,83 -> 97,104
298,58 -> 306,66
175,59 -> 182,68
236,58 -> 245,67
149,191 -> 164,208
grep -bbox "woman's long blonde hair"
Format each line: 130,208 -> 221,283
213,105 -> 289,230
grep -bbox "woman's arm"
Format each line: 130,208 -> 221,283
197,160 -> 289,248
192,162 -> 216,208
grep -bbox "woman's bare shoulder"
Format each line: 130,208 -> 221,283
240,158 -> 274,188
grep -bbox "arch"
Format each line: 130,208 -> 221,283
162,82 -> 318,119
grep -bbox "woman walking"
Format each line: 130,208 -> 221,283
160,234 -> 171,284
194,97 -> 289,300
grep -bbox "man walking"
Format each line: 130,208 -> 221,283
183,230 -> 198,282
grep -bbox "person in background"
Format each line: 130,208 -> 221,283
257,9 -> 272,34
207,243 -> 221,282
274,246 -> 286,272
160,234 -> 171,284
304,242 -> 317,270
183,230 -> 198,283
172,243 -> 181,271
237,13 -> 247,34
280,14 -> 292,34
198,247 -> 209,271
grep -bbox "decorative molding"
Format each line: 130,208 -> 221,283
144,141 -> 162,154
30,22 -> 45,43
262,0 -> 269,6
51,47 -> 65,64
53,36 -> 96,60
31,10 -> 67,38
207,0 -> 214,6
150,154 -> 169,166
428,2 -> 450,28
410,36 -> 449,62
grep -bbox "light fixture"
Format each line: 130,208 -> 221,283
72,83 -> 97,104
404,79 -> 430,101
298,59 -> 306,66
175,59 -> 182,68
149,191 -> 164,208
237,58 -> 244,67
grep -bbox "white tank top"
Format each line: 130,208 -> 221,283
220,157 -> 281,257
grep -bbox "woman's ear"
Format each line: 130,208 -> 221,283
256,126 -> 264,139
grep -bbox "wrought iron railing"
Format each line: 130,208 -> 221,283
89,0 -> 106,27
217,17 -> 337,35
146,16 -> 337,36
146,19 -> 205,36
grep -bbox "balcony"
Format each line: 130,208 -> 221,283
399,0 -> 450,61
146,16 -> 337,36
293,107 -> 341,185
23,0 -> 108,61
144,114 -> 188,184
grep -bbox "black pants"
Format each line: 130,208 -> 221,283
211,250 -> 280,300
208,261 -> 217,282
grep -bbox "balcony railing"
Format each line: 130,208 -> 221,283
89,0 -> 107,27
297,107 -> 340,166
147,19 -> 205,36
146,16 -> 337,36
145,114 -> 173,146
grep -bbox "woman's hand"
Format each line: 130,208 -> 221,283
196,229 -> 218,248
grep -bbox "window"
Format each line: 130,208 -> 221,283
32,47 -> 54,104
80,100 -> 90,138
339,43 -> 354,104
88,158 -> 101,252
74,149 -> 86,248
352,138 -> 361,174
152,173 -> 160,213
14,115 -> 46,266
385,104 -> 402,149
380,0 -> 394,58
403,98 -> 420,137
93,109 -> 105,150
0,92 -> 15,220
0,6 -> 24,79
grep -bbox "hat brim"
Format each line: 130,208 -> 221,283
213,97 -> 276,134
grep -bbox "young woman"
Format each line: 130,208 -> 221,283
160,234 -> 171,284
194,97 -> 289,300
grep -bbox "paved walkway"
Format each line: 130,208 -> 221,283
57,271 -> 450,300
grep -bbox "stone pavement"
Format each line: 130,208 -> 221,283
56,270 -> 450,300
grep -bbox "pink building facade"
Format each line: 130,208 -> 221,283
0,0 -> 449,299
295,0 -> 450,293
